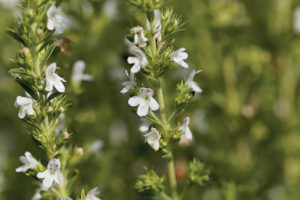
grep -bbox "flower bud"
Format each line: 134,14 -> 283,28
48,106 -> 53,112
37,29 -> 43,35
174,19 -> 178,27
63,131 -> 69,139
21,47 -> 30,56
75,147 -> 84,156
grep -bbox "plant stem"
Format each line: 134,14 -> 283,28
168,158 -> 179,200
160,192 -> 172,200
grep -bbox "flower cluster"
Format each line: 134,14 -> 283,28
122,8 -> 202,152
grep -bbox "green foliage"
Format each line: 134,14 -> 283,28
187,159 -> 210,187
1,0 -> 300,199
135,168 -> 165,196
128,0 -> 169,12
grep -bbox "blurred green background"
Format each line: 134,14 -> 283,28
1,0 -> 300,199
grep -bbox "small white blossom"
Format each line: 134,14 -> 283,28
72,60 -> 93,83
128,88 -> 159,117
131,26 -> 148,48
14,96 -> 35,119
170,48 -> 189,68
120,71 -> 136,94
86,187 -> 101,200
37,159 -> 64,190
0,0 -> 18,10
127,47 -> 148,74
103,0 -> 119,20
89,140 -> 104,154
32,188 -> 42,200
45,63 -> 66,93
153,9 -> 162,44
125,38 -> 148,74
16,152 -> 38,173
47,5 -> 69,34
144,127 -> 161,151
139,119 -> 152,133
179,117 -> 193,141
294,7 -> 300,33
186,70 -> 203,93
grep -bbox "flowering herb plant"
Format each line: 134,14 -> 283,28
122,0 -> 210,199
7,0 -> 100,199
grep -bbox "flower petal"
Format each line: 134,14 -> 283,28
128,96 -> 142,107
37,170 -> 49,179
137,104 -> 149,117
42,176 -> 54,190
191,82 -> 203,93
149,97 -> 159,111
45,80 -> 54,92
26,106 -> 34,116
184,127 -> 193,141
16,166 -> 28,173
153,141 -> 160,151
46,63 -> 57,76
18,107 -> 26,119
53,79 -> 65,93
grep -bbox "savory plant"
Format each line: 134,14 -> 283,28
122,1 -> 210,199
7,0 -> 100,199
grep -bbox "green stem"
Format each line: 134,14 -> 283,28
168,158 -> 179,200
160,192 -> 172,200
149,111 -> 164,128
58,183 -> 68,198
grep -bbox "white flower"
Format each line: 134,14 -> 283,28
89,140 -> 104,153
103,0 -> 119,20
125,38 -> 148,74
127,47 -> 148,74
179,117 -> 193,141
37,159 -> 64,190
47,5 -> 69,34
45,63 -> 66,93
120,71 -> 136,94
144,127 -> 161,151
32,188 -> 42,200
128,88 -> 159,117
16,152 -> 38,173
139,119 -> 152,133
131,26 -> 148,48
186,70 -> 203,93
14,96 -> 35,119
153,9 -> 162,44
294,7 -> 300,33
86,187 -> 101,200
0,0 -> 18,10
72,60 -> 93,83
170,48 -> 189,68
127,50 -> 148,74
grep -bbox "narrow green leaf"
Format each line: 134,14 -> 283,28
38,39 -> 54,52
81,189 -> 86,200
46,92 -> 63,103
15,78 -> 37,100
8,68 -> 27,76
5,29 -> 27,46
40,44 -> 56,68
